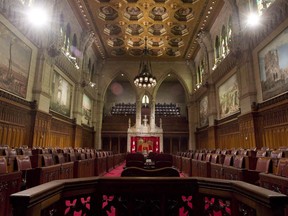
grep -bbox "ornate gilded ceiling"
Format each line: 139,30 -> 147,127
71,0 -> 223,61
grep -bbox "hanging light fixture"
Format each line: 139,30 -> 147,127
134,37 -> 157,88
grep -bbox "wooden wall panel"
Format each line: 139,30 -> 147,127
32,111 -> 52,148
50,118 -> 74,148
82,126 -> 94,148
195,129 -> 208,149
257,101 -> 288,149
0,92 -> 34,147
238,113 -> 257,149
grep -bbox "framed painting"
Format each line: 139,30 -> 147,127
0,21 -> 32,98
199,96 -> 208,127
258,27 -> 288,101
50,71 -> 72,117
82,94 -> 92,125
218,74 -> 239,119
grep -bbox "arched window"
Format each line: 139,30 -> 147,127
142,95 -> 149,106
59,14 -> 65,47
215,35 -> 220,60
71,34 -> 77,57
197,66 -> 201,85
221,25 -> 228,57
64,23 -> 71,53
227,16 -> 232,49
88,58 -> 91,74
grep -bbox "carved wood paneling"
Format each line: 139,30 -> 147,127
74,125 -> 83,148
0,91 -> 34,147
50,118 -> 74,148
216,120 -> 240,150
238,113 -> 257,149
257,102 -> 288,149
196,129 -> 208,149
32,111 -> 52,148
82,125 -> 94,148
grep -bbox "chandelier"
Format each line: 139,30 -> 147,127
134,38 -> 157,88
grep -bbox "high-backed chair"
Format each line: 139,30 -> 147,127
42,154 -> 54,167
125,153 -> 145,168
246,157 -> 272,185
15,155 -> 33,189
154,153 -> 173,168
121,166 -> 180,177
260,158 -> 288,195
0,156 -> 8,174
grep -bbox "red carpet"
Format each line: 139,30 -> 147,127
103,163 -> 126,177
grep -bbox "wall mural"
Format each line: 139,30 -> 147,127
0,22 -> 32,98
259,27 -> 288,101
82,94 -> 92,125
199,96 -> 208,127
218,74 -> 239,118
50,71 -> 72,117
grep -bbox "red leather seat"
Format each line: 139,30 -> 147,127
0,156 -> 8,174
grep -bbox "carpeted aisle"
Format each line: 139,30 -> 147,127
103,163 -> 126,177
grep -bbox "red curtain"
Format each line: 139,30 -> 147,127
130,136 -> 160,153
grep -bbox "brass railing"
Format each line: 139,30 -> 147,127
10,177 -> 288,216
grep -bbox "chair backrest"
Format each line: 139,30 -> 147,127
22,149 -> 32,156
205,153 -> 212,162
233,155 -> 245,169
126,153 -> 145,162
0,156 -> 8,174
276,158 -> 288,176
210,154 -> 219,164
54,153 -> 65,164
42,154 -> 54,166
121,167 -> 180,177
255,157 -> 272,173
193,153 -> 199,160
155,153 -> 172,162
5,148 -> 17,157
68,153 -> 76,162
256,150 -> 267,157
270,150 -> 283,159
223,155 -> 233,166
16,156 -> 32,171
197,153 -> 204,161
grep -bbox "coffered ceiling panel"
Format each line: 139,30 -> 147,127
71,0 -> 223,61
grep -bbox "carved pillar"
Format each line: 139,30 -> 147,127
187,101 -> 197,150
207,84 -> 217,126
150,98 -> 156,128
93,99 -> 104,149
135,96 -> 142,128
73,84 -> 84,125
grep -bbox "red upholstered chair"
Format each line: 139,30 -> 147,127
126,153 -> 145,168
16,155 -> 32,171
223,155 -> 233,167
255,157 -> 272,173
54,153 -> 66,164
275,158 -> 288,177
246,157 -> 272,185
15,155 -> 33,190
233,155 -> 245,169
0,156 -> 8,174
155,153 -> 173,168
42,154 -> 54,167
256,150 -> 267,158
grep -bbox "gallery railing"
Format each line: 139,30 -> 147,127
10,177 -> 288,216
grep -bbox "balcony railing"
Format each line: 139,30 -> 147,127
10,177 -> 288,216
